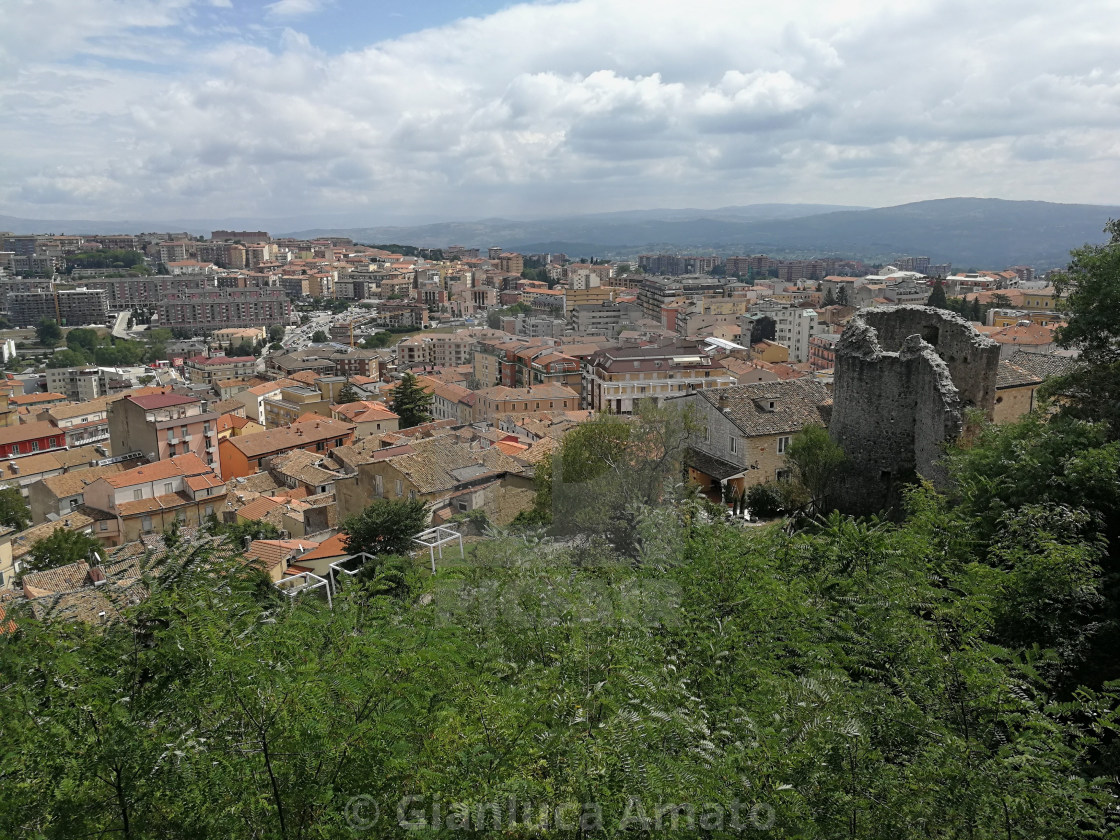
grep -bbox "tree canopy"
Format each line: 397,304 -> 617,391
341,496 -> 428,558
0,486 -> 30,531
390,372 -> 433,428
24,528 -> 103,576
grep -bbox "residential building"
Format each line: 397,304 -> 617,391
158,287 -> 291,332
330,401 -> 401,439
742,302 -> 825,364
472,384 -> 580,422
993,351 -> 1080,424
233,378 -> 302,424
669,379 -> 831,500
9,288 -> 110,327
262,386 -> 331,428
581,344 -> 736,414
107,393 -> 219,468
808,334 -> 840,371
218,416 -> 355,479
81,454 -> 227,545
28,464 -> 127,524
266,346 -> 381,380
0,421 -> 67,459
183,355 -> 258,387
36,396 -> 112,449
334,436 -> 533,525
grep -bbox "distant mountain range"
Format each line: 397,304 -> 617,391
3,199 -> 1117,268
287,199 -> 1118,269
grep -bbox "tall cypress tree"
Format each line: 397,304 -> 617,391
390,372 -> 434,428
927,280 -> 949,309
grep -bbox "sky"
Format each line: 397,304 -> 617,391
2,0 -> 1119,226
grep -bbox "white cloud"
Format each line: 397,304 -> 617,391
265,0 -> 329,19
3,0 -> 1120,222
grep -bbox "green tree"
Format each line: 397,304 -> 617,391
0,486 -> 30,531
390,372 -> 433,428
336,381 -> 361,404
65,327 -> 100,356
1044,219 -> 1120,436
341,496 -> 428,557
836,283 -> 850,306
35,318 -> 62,347
45,348 -> 92,369
823,286 -> 836,306
970,296 -> 983,322
310,329 -> 329,343
784,424 -> 847,515
927,279 -> 949,309
544,399 -> 701,554
268,324 -> 286,343
24,528 -> 103,575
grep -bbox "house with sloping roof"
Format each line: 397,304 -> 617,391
28,464 -> 128,525
992,351 -> 1081,424
80,454 -> 227,545
245,538 -> 321,582
667,379 -> 832,500
335,435 -> 535,526
331,401 -> 400,439
218,416 -> 355,479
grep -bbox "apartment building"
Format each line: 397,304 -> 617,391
81,454 -> 227,545
183,355 -> 257,387
262,386 -> 331,428
472,384 -> 580,422
742,302 -> 825,364
36,397 -> 112,449
0,421 -> 67,459
218,416 -> 355,479
158,287 -> 292,332
581,344 -> 736,414
107,393 -> 219,468
570,302 -> 623,337
395,332 -> 480,369
9,288 -> 110,327
636,275 -> 729,319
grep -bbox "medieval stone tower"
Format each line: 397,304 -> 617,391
830,305 -> 1001,514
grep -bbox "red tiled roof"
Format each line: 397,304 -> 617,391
128,393 -> 199,410
102,453 -> 212,488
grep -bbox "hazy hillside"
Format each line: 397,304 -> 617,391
290,198 -> 1119,268
4,199 -> 1116,268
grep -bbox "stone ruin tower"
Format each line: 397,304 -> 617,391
829,305 -> 1001,514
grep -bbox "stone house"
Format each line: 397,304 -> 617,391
668,380 -> 831,501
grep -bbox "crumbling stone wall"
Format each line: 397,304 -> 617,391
830,305 -> 1000,514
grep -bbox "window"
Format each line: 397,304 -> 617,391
395,479 -> 403,497
777,436 -> 791,455
31,441 -> 39,452
10,444 -> 17,455
141,515 -> 153,532
729,436 -> 737,454
374,475 -> 383,496
164,482 -> 174,494
99,520 -> 108,531
704,425 -> 710,444
133,489 -> 143,501
49,438 -> 57,447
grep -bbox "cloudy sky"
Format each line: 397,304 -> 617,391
2,0 -> 1118,225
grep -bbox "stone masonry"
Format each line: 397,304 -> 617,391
830,305 -> 1000,514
